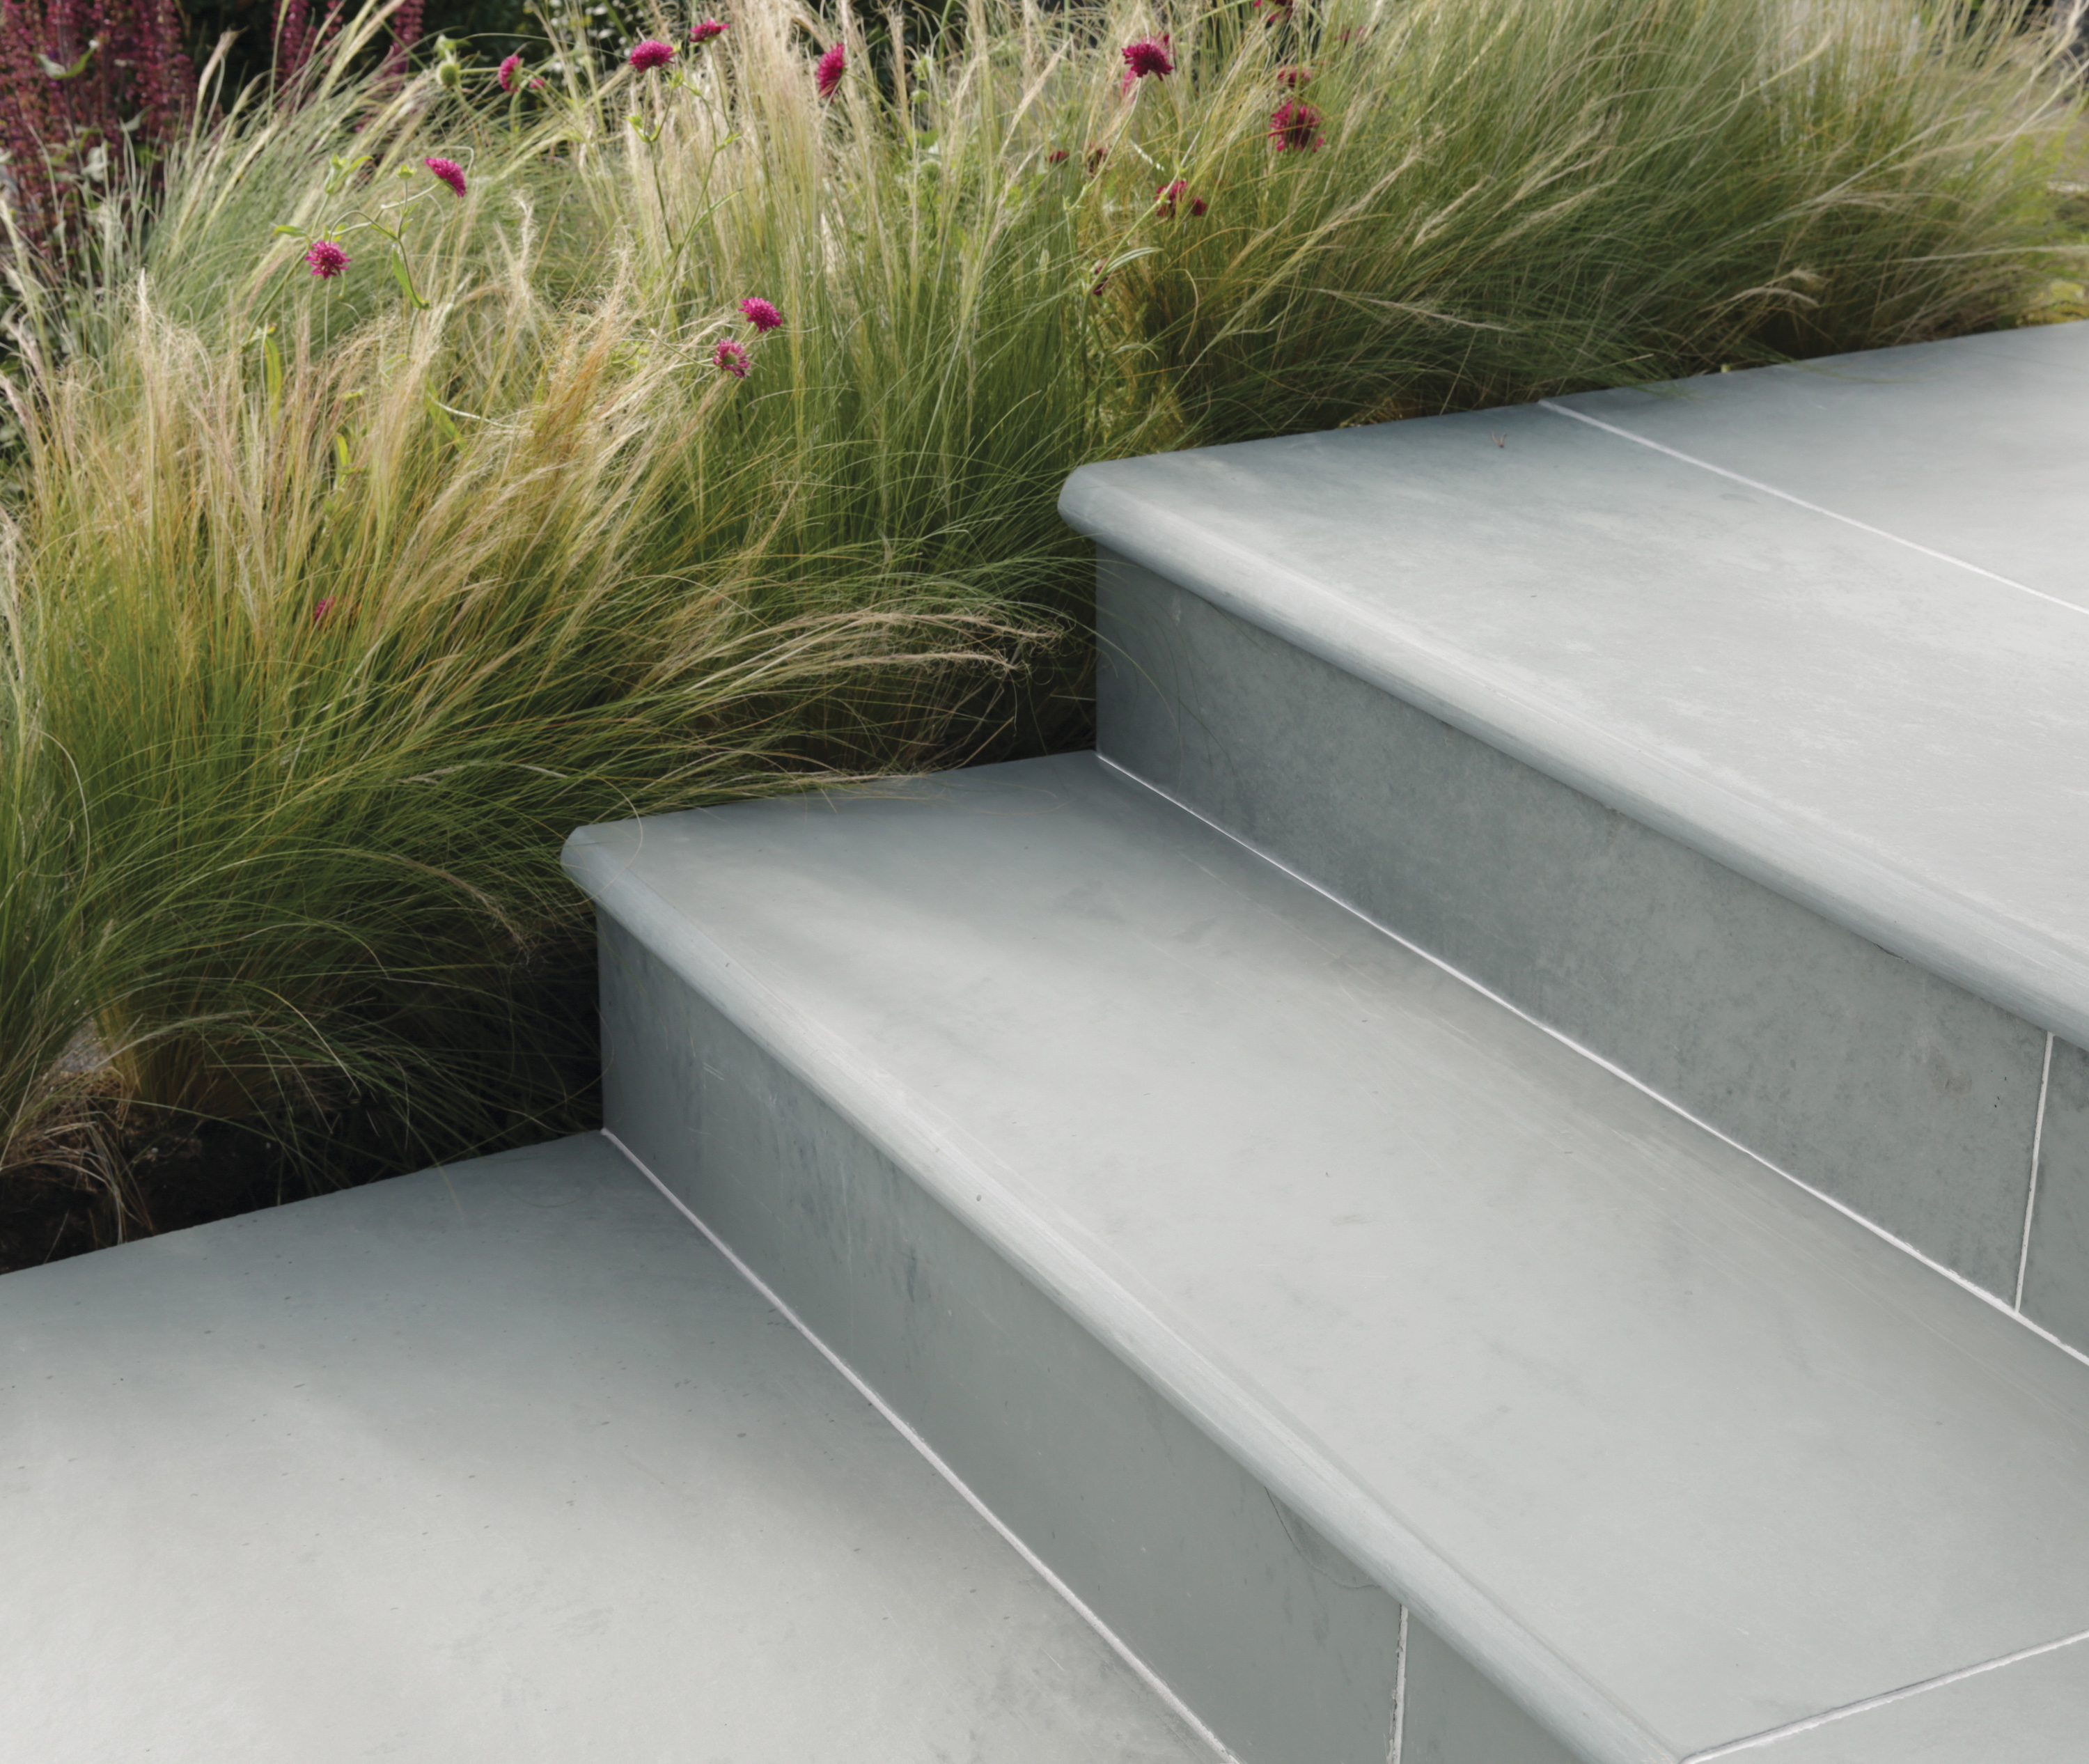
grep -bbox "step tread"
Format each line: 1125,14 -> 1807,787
1735,1634 -> 2089,1764
1559,322 -> 2089,611
1058,328 -> 2089,1047
567,755 -> 2089,1764
0,1134 -> 1215,1764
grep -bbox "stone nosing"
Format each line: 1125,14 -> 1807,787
1095,756 -> 2089,1382
1676,1625 -> 2089,1762
600,1127 -> 1244,1764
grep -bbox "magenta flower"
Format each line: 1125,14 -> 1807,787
423,156 -> 467,197
304,239 -> 349,279
1276,63 -> 1313,88
1047,147 -> 1070,164
739,297 -> 783,334
815,40 -> 845,99
1120,36 -> 1173,79
1155,180 -> 1206,219
690,18 -> 726,43
313,597 -> 337,623
1267,100 -> 1324,153
629,38 -> 675,71
498,52 -> 523,91
1085,142 -> 1109,175
1254,0 -> 1292,22
714,339 -> 751,379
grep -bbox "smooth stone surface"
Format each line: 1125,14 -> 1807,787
600,920 -> 1409,1764
1400,1618 -> 1580,1764
2024,1037 -> 2089,1347
565,756 -> 2089,1764
1059,343 -> 2089,1054
1726,1638 -> 2089,1764
1098,552 -> 2047,1297
1554,322 -> 2089,611
0,1135 -> 1216,1764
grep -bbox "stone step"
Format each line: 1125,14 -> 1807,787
1058,325 -> 2089,1348
0,1134 -> 1218,1764
565,754 -> 2089,1764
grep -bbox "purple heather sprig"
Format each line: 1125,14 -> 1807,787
815,41 -> 845,99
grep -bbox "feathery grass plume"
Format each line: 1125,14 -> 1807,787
0,0 -> 2080,1243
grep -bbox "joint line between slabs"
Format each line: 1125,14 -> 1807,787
1537,400 -> 2089,622
1389,1605 -> 1410,1764
2016,1031 -> 2056,1313
1679,1625 -> 2089,1761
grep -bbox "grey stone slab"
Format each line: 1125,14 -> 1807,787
1400,1617 -> 1582,1764
565,756 -> 2089,1764
1099,552 -> 2047,1296
1721,1634 -> 2089,1764
601,919 -> 1407,1764
1555,322 -> 2089,610
0,1135 -> 1217,1764
1059,374 -> 2089,1056
2024,1037 -> 2089,1348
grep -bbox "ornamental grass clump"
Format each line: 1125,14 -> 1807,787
0,0 -> 2081,1248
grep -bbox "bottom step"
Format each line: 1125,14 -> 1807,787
0,1135 -> 1216,1763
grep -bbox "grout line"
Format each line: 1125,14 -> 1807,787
1537,400 -> 2089,622
1389,1605 -> 1410,1764
2015,1033 -> 2057,1312
599,1128 -> 1245,1764
1678,1625 -> 2089,1761
1098,755 -> 2089,1379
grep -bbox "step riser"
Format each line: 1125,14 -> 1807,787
598,913 -> 1580,1764
1097,549 -> 2089,1335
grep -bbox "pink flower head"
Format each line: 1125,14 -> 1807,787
1121,36 -> 1173,79
1047,147 -> 1070,164
739,297 -> 783,334
713,339 -> 751,379
423,156 -> 467,197
629,38 -> 675,71
1155,180 -> 1206,219
1254,0 -> 1293,22
304,238 -> 349,278
1267,100 -> 1324,153
1276,63 -> 1313,88
689,18 -> 726,43
1085,142 -> 1109,175
498,52 -> 523,91
313,597 -> 337,623
815,40 -> 845,99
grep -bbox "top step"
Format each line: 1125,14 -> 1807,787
1061,324 -> 2089,1050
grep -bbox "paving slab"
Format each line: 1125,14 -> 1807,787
1555,321 -> 2089,611
0,1134 -> 1216,1764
